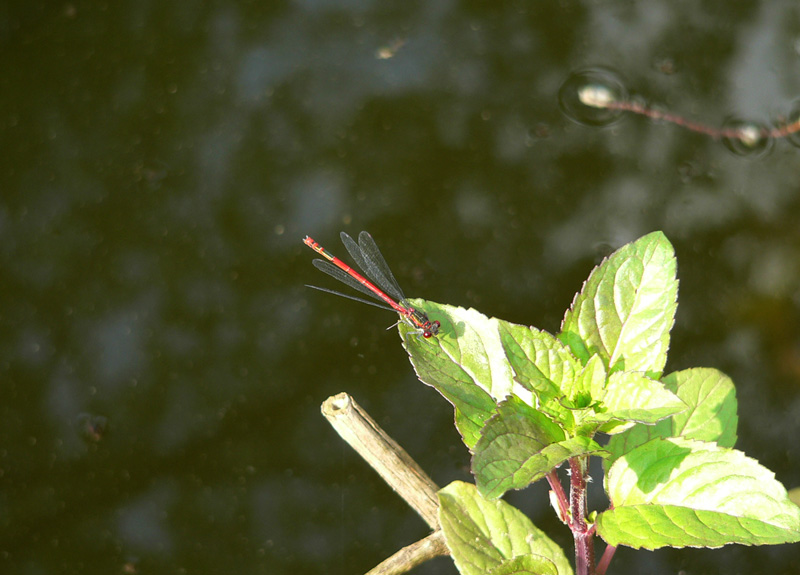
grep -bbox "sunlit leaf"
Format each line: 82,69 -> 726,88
571,354 -> 606,405
662,368 -> 738,447
559,231 -> 678,379
596,371 -> 685,425
438,481 -> 573,575
499,322 -> 580,402
472,397 -> 606,499
606,367 -> 738,465
597,438 -> 800,549
498,322 -> 580,427
488,555 -> 559,575
402,301 -> 516,448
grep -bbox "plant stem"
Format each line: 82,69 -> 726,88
595,544 -> 616,575
546,469 -> 571,525
570,457 -> 595,575
365,531 -> 450,575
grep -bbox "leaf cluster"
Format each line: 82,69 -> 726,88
399,232 -> 800,573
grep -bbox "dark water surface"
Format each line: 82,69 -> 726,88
2,2 -> 800,574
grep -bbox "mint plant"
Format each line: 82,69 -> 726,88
399,232 -> 800,575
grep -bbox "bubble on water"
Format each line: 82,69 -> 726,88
578,84 -> 617,109
721,118 -> 772,158
559,68 -> 628,127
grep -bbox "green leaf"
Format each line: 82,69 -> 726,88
402,301 -> 517,449
438,481 -> 573,575
559,231 -> 678,379
595,371 -> 686,426
603,417 -> 670,469
498,322 -> 580,424
570,354 -> 607,406
472,397 -> 606,499
561,370 -> 685,436
662,368 -> 738,447
606,368 -> 738,464
597,438 -> 800,549
488,555 -> 559,575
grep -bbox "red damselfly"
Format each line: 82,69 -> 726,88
303,232 -> 440,338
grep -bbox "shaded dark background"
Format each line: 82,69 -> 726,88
2,1 -> 800,573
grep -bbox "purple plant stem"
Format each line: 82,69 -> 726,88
570,457 -> 595,575
546,469 -> 571,526
607,100 -> 800,141
596,544 -> 617,575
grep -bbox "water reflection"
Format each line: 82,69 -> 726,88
2,2 -> 799,575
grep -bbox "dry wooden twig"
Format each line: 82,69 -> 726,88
321,392 -> 451,574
